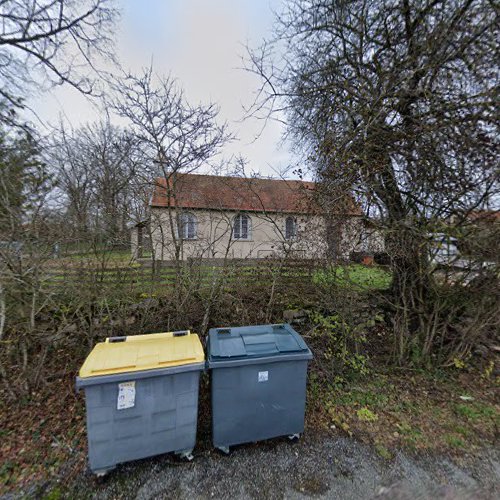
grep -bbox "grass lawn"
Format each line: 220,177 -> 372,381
45,255 -> 392,293
38,262 -> 391,314
313,264 -> 392,291
45,248 -> 138,270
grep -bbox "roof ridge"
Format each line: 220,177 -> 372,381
155,173 -> 315,186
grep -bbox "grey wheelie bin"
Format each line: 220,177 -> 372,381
207,323 -> 313,453
76,330 -> 205,475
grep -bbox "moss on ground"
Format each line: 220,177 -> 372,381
307,367 -> 499,455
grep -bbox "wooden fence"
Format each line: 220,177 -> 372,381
40,259 -> 325,294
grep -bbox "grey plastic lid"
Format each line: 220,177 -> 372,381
207,323 -> 311,365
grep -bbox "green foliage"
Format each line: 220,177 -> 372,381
452,357 -> 467,369
329,375 -> 347,391
0,463 -> 17,489
392,399 -> 420,414
482,360 -> 495,380
454,403 -> 497,421
453,425 -> 471,437
444,434 -> 466,448
356,407 -> 378,422
43,488 -> 62,500
336,388 -> 389,408
396,422 -> 424,446
310,310 -> 373,375
325,400 -> 353,436
312,264 -> 392,291
0,129 -> 52,233
375,444 -> 392,460
307,372 -> 322,405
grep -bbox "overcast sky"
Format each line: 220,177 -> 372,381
30,0 -> 297,178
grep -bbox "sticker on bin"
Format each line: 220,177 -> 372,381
117,381 -> 136,410
258,371 -> 268,382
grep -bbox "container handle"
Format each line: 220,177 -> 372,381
106,331 -> 191,342
172,330 -> 190,337
107,336 -> 127,343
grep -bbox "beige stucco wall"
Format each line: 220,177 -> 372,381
359,227 -> 385,253
342,218 -> 385,255
147,208 -> 384,261
150,208 -> 329,261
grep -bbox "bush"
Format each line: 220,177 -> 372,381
309,310 -> 374,376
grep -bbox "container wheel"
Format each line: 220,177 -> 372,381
93,467 -> 114,477
177,450 -> 194,461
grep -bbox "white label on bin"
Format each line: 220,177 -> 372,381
258,371 -> 268,382
117,381 -> 136,410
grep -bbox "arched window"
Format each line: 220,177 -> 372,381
233,214 -> 251,240
180,212 -> 197,240
285,216 -> 297,240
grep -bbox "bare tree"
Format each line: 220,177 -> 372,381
51,121 -> 142,245
248,0 -> 499,364
109,65 -> 232,265
50,126 -> 94,237
0,0 -> 118,123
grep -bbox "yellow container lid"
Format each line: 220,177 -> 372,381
79,330 -> 205,378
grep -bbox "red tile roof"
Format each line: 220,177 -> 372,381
151,174 -> 322,214
151,173 -> 362,215
467,210 -> 500,222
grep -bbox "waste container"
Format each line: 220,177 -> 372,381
207,323 -> 313,453
76,330 -> 205,474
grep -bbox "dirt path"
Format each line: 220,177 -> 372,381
14,433 -> 498,499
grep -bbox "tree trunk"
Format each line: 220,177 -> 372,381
386,224 -> 432,363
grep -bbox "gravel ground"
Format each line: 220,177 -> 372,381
25,433 -> 498,500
